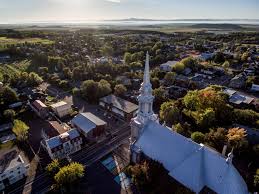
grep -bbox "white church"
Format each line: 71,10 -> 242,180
130,52 -> 249,194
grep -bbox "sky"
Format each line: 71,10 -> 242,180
0,0 -> 259,23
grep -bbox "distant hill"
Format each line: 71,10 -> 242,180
191,23 -> 244,29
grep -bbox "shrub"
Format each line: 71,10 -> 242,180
191,131 -> 205,144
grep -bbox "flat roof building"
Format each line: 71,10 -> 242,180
0,149 -> 29,190
50,101 -> 71,118
71,112 -> 106,140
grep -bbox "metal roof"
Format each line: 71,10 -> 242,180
100,95 -> 138,113
71,113 -> 106,134
134,121 -> 248,194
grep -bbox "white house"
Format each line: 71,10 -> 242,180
130,52 -> 248,194
41,121 -> 82,160
160,61 -> 178,72
50,101 -> 71,118
0,149 -> 29,190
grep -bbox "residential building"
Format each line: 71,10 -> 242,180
0,150 -> 29,190
198,52 -> 214,61
130,52 -> 248,194
71,112 -> 106,140
0,123 -> 13,133
223,88 -> 255,108
29,100 -> 48,119
41,121 -> 82,160
229,73 -> 246,89
160,61 -> 178,72
99,95 -> 138,121
251,84 -> 259,92
50,101 -> 71,118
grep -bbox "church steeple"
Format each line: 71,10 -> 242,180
143,52 -> 150,85
130,51 -> 158,144
136,52 -> 157,124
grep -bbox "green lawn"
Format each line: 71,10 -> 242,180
0,36 -> 54,46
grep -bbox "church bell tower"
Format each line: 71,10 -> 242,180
130,52 -> 158,144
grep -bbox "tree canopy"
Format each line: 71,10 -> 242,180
12,120 -> 29,142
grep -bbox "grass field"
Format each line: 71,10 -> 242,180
0,36 -> 54,47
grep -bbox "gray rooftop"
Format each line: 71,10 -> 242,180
0,149 -> 26,174
71,113 -> 106,134
100,94 -> 138,113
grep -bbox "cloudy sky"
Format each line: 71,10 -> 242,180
0,0 -> 258,23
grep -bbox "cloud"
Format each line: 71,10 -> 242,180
106,0 -> 121,3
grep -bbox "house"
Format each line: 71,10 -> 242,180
0,53 -> 11,62
116,76 -> 131,87
29,100 -> 48,119
229,73 -> 246,89
0,149 -> 29,190
41,121 -> 82,160
166,86 -> 188,99
198,52 -> 214,61
50,101 -> 71,118
8,102 -> 23,109
99,94 -> 138,121
130,52 -> 248,194
71,113 -> 106,140
0,123 -> 13,133
160,61 -> 178,72
251,84 -> 259,92
223,88 -> 255,106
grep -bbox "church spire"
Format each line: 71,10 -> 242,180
130,51 -> 158,144
135,51 -> 157,125
143,52 -> 150,85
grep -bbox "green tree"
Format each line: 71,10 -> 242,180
12,120 -> 29,142
195,108 -> 216,129
172,62 -> 185,73
0,86 -> 18,105
241,52 -> 249,62
80,80 -> 99,103
3,109 -> 15,121
233,109 -> 259,126
114,84 -> 127,96
181,57 -> 199,71
54,162 -> 84,190
205,128 -> 227,151
27,72 -> 43,86
164,72 -> 176,86
191,131 -> 205,144
172,123 -> 190,137
151,77 -> 160,89
124,52 -> 132,64
153,87 -> 168,107
160,101 -> 181,125
183,90 -> 199,110
98,79 -> 112,98
46,159 -> 60,177
254,169 -> 259,189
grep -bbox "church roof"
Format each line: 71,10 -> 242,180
134,121 -> 248,194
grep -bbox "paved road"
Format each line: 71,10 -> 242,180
8,125 -> 131,194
